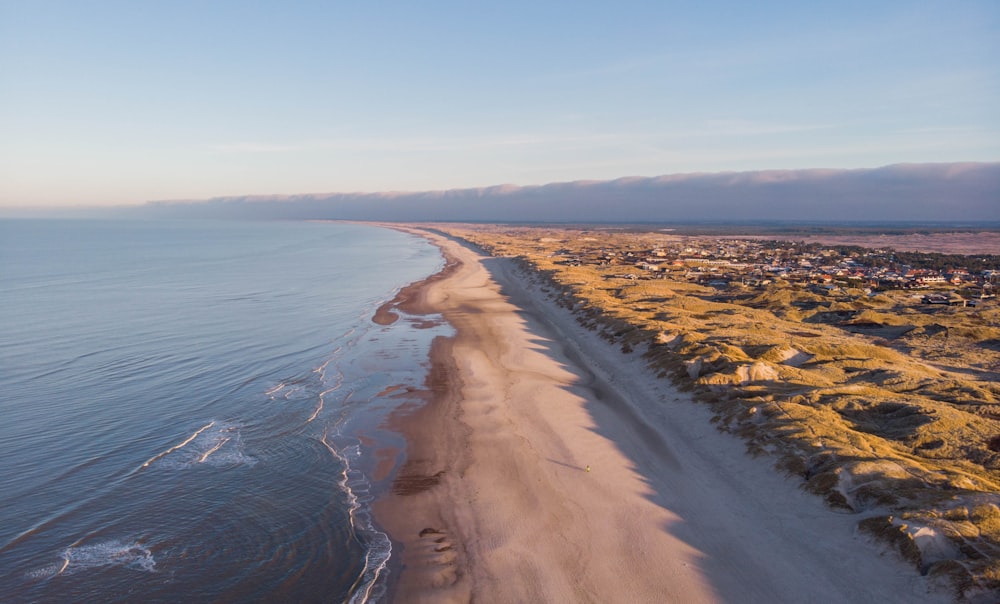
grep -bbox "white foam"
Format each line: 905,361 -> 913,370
24,562 -> 64,580
144,421 -> 256,470
315,358 -> 332,377
320,429 -> 391,604
197,436 -> 231,463
306,400 -> 324,423
140,421 -> 216,469
266,378 -> 310,400
28,539 -> 156,578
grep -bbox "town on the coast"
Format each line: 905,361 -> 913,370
550,235 -> 999,305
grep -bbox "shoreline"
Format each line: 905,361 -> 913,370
370,233 -> 473,601
371,225 -> 950,603
371,249 -> 460,326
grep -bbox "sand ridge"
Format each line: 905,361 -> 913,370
373,227 -> 950,603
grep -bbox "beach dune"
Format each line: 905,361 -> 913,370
374,228 -> 948,603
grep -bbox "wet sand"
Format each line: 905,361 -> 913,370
372,226 -> 949,603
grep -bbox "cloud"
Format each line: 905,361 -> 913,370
132,162 -> 1000,224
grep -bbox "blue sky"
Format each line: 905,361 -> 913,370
1,1 -> 997,207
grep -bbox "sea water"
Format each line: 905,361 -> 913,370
0,219 -> 448,603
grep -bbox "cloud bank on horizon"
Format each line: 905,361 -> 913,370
1,1 -> 998,208
133,163 -> 1000,223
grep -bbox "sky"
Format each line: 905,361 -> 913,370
1,1 -> 998,207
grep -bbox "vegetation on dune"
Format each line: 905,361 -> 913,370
437,224 -> 1000,600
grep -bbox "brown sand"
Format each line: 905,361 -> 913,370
373,227 -> 948,603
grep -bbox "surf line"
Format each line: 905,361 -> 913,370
321,427 -> 390,604
140,421 -> 216,469
307,386 -> 338,423
306,400 -> 324,423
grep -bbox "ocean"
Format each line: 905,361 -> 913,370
0,219 -> 448,603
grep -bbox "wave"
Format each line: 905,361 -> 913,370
306,400 -> 324,423
266,340 -> 349,426
139,421 -> 256,471
27,538 -> 155,579
320,430 -> 391,604
307,374 -> 347,424
264,379 -> 306,400
140,421 -> 216,468
197,436 -> 230,463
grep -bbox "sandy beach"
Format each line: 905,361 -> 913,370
373,227 -> 951,603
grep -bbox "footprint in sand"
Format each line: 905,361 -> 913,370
417,527 -> 459,587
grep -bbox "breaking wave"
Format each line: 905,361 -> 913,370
28,539 -> 155,579
140,421 -> 256,470
321,430 -> 391,604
